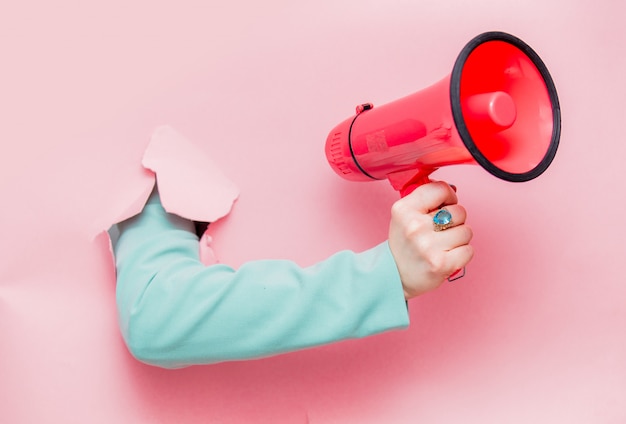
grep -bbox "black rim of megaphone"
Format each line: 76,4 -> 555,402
450,31 -> 561,182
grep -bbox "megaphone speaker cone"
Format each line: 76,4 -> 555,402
451,31 -> 561,182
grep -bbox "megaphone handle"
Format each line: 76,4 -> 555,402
399,174 -> 434,198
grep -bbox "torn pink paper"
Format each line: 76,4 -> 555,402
101,172 -> 156,234
100,126 -> 239,265
142,126 -> 239,224
93,126 -> 239,235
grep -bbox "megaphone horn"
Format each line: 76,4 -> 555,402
325,31 -> 561,197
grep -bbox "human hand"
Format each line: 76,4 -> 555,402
388,181 -> 474,299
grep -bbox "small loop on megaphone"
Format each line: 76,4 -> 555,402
355,103 -> 374,114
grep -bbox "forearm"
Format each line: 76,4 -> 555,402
113,192 -> 409,368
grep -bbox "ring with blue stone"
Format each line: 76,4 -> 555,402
433,208 -> 453,231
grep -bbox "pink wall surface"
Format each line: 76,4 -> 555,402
1,1 -> 625,422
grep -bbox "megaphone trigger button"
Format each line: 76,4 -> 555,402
448,267 -> 466,282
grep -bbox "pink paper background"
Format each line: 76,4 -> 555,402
2,1 -> 625,422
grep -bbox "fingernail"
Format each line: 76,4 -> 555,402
450,184 -> 457,192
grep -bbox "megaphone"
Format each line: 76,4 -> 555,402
325,31 -> 561,197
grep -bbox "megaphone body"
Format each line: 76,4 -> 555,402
325,32 -> 561,197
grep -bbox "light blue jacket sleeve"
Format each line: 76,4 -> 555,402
113,190 -> 409,369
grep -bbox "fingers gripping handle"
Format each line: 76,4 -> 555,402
393,172 -> 466,282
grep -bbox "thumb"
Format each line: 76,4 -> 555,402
401,181 -> 458,213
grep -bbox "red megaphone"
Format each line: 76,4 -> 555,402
325,31 -> 561,197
